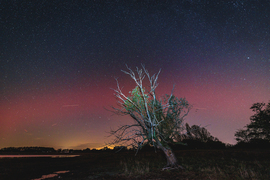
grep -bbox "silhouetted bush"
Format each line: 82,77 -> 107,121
83,148 -> 91,152
170,139 -> 226,150
234,139 -> 270,149
113,146 -> 128,152
206,140 -> 226,149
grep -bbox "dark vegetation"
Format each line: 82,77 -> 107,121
235,101 -> 270,143
233,101 -> 270,149
0,146 -> 56,153
1,101 -> 269,179
1,133 -> 270,180
1,148 -> 270,180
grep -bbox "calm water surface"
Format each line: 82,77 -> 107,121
31,170 -> 70,180
0,154 -> 79,179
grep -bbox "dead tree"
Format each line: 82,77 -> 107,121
109,65 -> 191,169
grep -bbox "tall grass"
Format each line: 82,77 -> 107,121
120,158 -> 150,176
117,149 -> 270,179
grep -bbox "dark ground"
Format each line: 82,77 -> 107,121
1,149 -> 270,180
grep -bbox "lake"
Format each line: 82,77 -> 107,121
0,154 -> 80,179
31,170 -> 70,180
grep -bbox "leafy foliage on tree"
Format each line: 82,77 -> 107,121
109,65 -> 191,169
235,101 -> 270,143
235,129 -> 250,143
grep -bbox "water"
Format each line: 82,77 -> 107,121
0,154 -> 80,158
31,170 -> 70,180
0,155 -> 79,179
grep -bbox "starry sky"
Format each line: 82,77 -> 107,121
1,0 -> 269,150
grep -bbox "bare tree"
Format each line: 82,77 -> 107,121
109,65 -> 191,169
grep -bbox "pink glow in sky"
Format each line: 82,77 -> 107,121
1,1 -> 269,150
1,71 -> 269,149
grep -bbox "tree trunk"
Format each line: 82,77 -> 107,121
156,141 -> 184,170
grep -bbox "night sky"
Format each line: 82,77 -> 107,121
1,0 -> 269,150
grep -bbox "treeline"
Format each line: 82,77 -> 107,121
0,146 -> 127,153
0,147 -> 56,153
1,139 -> 269,154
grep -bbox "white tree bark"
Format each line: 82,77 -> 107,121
109,65 -> 190,168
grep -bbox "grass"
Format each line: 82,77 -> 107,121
1,149 -> 270,179
118,149 -> 270,179
120,159 -> 150,176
